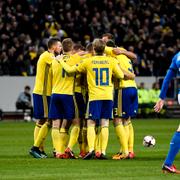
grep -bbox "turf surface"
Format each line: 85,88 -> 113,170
0,119 -> 180,180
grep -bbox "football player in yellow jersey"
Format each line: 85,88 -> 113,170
105,40 -> 138,160
59,39 -> 135,159
49,38 -> 82,159
102,33 -> 137,61
76,43 -> 95,158
30,38 -> 62,158
83,43 -> 106,157
70,44 -> 88,158
102,34 -> 138,160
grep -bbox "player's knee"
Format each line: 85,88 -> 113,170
101,119 -> 109,128
72,118 -> 80,126
36,119 -> 46,125
113,118 -> 123,127
52,120 -> 60,129
123,118 -> 131,125
87,119 -> 95,127
61,119 -> 69,129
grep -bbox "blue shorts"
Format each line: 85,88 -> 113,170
48,94 -> 75,120
33,93 -> 51,119
87,100 -> 113,122
113,87 -> 138,119
74,92 -> 86,118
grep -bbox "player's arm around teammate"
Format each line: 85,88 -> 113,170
82,39 -> 125,159
105,40 -> 137,160
102,33 -> 137,61
50,38 -> 82,159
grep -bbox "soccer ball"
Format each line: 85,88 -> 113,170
143,135 -> 156,147
24,115 -> 31,122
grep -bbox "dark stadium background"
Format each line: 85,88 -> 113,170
0,0 -> 179,76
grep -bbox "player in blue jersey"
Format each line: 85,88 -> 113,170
154,51 -> 180,174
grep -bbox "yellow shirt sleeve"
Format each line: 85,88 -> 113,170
104,46 -> 114,56
76,60 -> 87,73
59,60 -> 77,73
46,53 -> 54,64
112,60 -> 124,79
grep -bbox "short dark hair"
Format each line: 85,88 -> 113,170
47,38 -> 60,49
102,33 -> 114,40
106,40 -> 116,47
62,38 -> 73,52
73,43 -> 85,51
25,85 -> 30,91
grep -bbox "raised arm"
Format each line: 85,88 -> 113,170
112,48 -> 137,61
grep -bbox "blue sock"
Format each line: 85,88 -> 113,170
164,132 -> 180,166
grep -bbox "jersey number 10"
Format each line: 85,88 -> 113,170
93,68 -> 109,86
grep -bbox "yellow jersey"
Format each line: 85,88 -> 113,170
104,46 -> 126,57
52,53 -> 81,95
105,46 -> 136,88
74,53 -> 84,93
60,55 -> 124,101
104,46 -> 115,57
116,54 -> 137,88
74,53 -> 93,93
33,51 -> 54,96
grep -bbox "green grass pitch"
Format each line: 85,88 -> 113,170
0,119 -> 180,180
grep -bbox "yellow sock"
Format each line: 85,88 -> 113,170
39,139 -> 45,152
51,128 -> 61,153
68,125 -> 80,150
81,127 -> 87,153
34,122 -> 50,148
64,131 -> 69,150
78,127 -> 83,152
124,120 -> 130,153
87,126 -> 95,152
100,127 -> 109,155
59,128 -> 68,153
128,121 -> 134,152
115,124 -> 128,155
82,127 -> 88,152
95,126 -> 101,153
34,123 -> 42,143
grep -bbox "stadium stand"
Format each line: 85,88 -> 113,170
0,0 -> 179,76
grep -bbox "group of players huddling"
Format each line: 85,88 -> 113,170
30,33 -> 137,160
29,33 -> 180,174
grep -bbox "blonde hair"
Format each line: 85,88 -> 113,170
92,38 -> 105,55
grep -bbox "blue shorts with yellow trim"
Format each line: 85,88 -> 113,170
87,100 -> 113,122
48,94 -> 75,120
33,93 -> 51,119
113,87 -> 138,119
74,92 -> 86,118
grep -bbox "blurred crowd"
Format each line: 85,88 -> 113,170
0,0 -> 179,76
